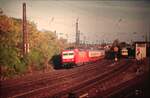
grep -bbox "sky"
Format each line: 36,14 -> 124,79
0,0 -> 150,43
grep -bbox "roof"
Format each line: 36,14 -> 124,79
134,41 -> 150,44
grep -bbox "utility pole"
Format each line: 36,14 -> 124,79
22,3 -> 29,56
76,18 -> 80,47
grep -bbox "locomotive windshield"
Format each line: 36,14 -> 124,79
63,53 -> 68,56
69,53 -> 74,55
62,51 -> 75,59
63,53 -> 74,56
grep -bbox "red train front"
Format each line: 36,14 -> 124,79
62,50 -> 75,65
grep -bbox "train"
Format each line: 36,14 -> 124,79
53,42 -> 149,69
61,48 -> 105,68
121,48 -> 128,58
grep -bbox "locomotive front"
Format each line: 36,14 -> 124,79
61,50 -> 75,67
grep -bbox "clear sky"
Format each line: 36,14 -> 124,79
0,0 -> 150,43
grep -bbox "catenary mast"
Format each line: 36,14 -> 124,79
22,3 -> 29,56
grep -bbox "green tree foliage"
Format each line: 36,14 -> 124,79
0,14 -> 67,79
0,15 -> 24,78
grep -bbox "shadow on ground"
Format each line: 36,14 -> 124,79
49,54 -> 62,69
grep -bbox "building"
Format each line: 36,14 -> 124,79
135,42 -> 150,60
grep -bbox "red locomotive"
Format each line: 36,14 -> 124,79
61,48 -> 105,67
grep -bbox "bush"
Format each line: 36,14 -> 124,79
0,46 -> 27,78
24,49 -> 45,70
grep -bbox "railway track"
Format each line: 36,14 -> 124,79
1,60 -> 107,88
4,59 -> 130,98
62,59 -> 148,98
51,59 -> 132,98
1,59 -> 114,98
103,72 -> 148,98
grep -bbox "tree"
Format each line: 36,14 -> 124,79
0,14 -> 68,78
0,15 -> 27,78
119,42 -> 127,48
112,39 -> 119,47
